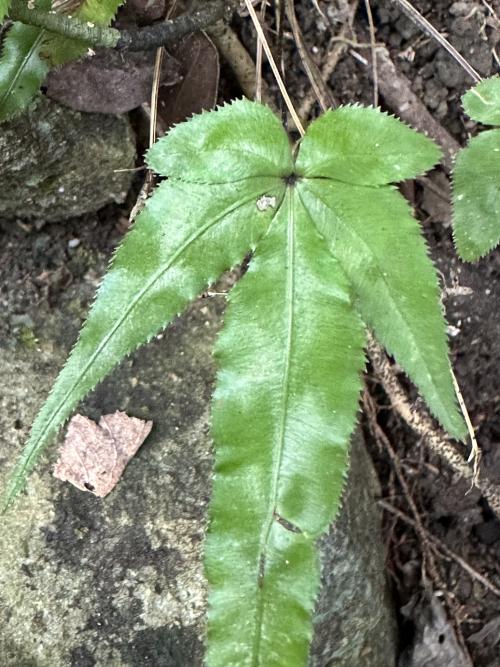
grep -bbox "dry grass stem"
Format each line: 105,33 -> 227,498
390,0 -> 481,83
298,0 -> 359,119
379,500 -> 500,597
255,1 -> 268,101
243,0 -> 305,135
367,334 -> 500,516
286,0 -> 334,112
363,0 -> 379,106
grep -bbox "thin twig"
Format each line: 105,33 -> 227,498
365,391 -> 437,583
207,20 -> 277,110
8,0 -> 235,51
243,0 -> 305,134
255,1 -> 267,101
363,0 -> 379,107
379,500 -> 500,597
150,49 -> 163,149
389,0 -> 481,83
367,334 -> 500,516
286,0 -> 334,112
298,0 -> 359,120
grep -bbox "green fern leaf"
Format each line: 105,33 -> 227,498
147,100 -> 294,183
452,129 -> 500,261
295,105 -> 442,185
72,0 -> 124,26
295,108 -> 464,439
0,0 -> 123,120
4,177 -> 283,508
5,99 -> 465,664
0,0 -> 11,21
452,77 -> 500,261
207,188 -> 365,666
0,0 -> 51,121
462,76 -> 500,126
299,179 -> 465,439
46,0 -> 124,65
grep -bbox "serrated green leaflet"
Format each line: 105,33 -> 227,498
0,0 -> 50,121
453,129 -> 500,261
462,76 -> 500,125
207,188 -> 365,666
4,175 -> 283,507
298,180 -> 466,439
147,100 -> 293,182
295,105 -> 442,185
5,98 -> 465,665
452,77 -> 500,261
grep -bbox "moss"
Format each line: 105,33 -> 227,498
0,97 -> 136,222
18,326 -> 38,349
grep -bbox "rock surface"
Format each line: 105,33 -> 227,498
0,97 -> 135,222
0,226 -> 396,666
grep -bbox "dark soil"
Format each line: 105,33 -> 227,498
1,0 -> 500,665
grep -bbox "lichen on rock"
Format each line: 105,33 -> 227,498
0,97 -> 136,222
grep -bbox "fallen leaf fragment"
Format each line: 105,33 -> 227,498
45,49 -> 181,114
158,32 -> 219,130
53,411 -> 153,497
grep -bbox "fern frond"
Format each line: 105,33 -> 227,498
207,188 -> 365,665
0,16 -> 49,121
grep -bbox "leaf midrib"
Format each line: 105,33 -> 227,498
251,189 -> 295,665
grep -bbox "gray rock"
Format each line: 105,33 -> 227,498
0,97 -> 136,222
312,435 -> 396,666
0,237 -> 395,666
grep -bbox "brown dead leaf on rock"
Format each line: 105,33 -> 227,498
53,412 -> 153,497
45,48 -> 181,115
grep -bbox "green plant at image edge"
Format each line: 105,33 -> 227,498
4,100 -> 466,666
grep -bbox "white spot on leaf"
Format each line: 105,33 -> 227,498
256,195 -> 276,212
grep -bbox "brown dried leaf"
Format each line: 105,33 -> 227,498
157,32 -> 219,130
53,411 -> 152,496
45,48 -> 181,114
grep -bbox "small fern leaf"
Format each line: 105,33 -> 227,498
0,20 -> 49,121
452,129 -> 500,261
296,105 -> 441,185
207,188 -> 366,666
462,76 -> 500,125
299,180 -> 466,440
452,77 -> 500,262
147,98 -> 293,183
46,0 -> 125,66
4,176 -> 284,509
72,0 -> 124,25
0,0 -> 11,21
